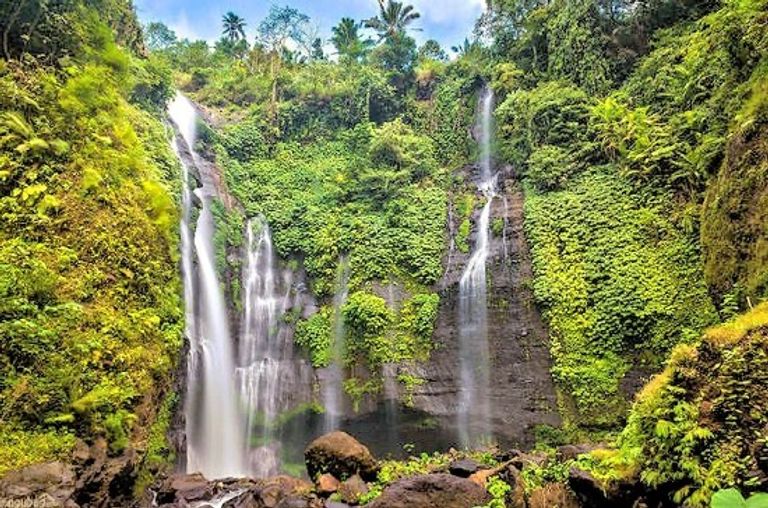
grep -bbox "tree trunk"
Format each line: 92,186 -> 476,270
3,0 -> 28,60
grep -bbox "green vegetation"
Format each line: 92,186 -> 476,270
3,0 -> 768,505
487,0 -> 768,432
1,0 -> 180,477
360,449 -> 499,504
577,303 -> 768,507
524,169 -> 717,424
480,475 -> 512,508
711,489 -> 768,508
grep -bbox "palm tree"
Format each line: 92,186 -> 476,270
222,12 -> 246,42
451,38 -> 473,56
364,0 -> 421,41
332,17 -> 374,61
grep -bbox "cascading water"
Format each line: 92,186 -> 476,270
456,85 -> 496,447
168,93 -> 246,479
322,257 -> 350,433
236,218 -> 313,477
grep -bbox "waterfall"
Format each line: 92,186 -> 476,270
457,85 -> 496,447
322,257 -> 350,432
236,218 -> 313,477
169,93 -> 246,479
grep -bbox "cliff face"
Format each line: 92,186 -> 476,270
702,119 -> 768,304
408,164 -> 561,447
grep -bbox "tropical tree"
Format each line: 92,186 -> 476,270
418,39 -> 447,61
222,11 -> 246,42
257,6 -> 313,114
310,38 -> 326,61
258,6 -> 311,53
145,22 -> 177,51
452,38 -> 480,56
331,17 -> 374,62
364,0 -> 421,41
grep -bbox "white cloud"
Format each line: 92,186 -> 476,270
169,11 -> 203,41
410,0 -> 485,27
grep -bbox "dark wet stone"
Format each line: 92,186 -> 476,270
365,473 -> 490,508
448,459 -> 480,478
305,432 -> 378,481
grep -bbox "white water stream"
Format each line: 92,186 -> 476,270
169,94 -> 246,479
457,86 -> 496,447
236,218 -> 313,476
322,257 -> 351,433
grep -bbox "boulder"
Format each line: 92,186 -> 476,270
568,467 -> 640,508
0,461 -> 77,506
448,459 -> 480,478
365,473 -> 490,508
257,476 -> 313,508
338,474 -> 368,505
316,473 -> 340,496
305,432 -> 378,481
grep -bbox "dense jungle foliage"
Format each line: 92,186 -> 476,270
0,0 -> 180,479
487,0 -> 768,433
1,0 -> 767,505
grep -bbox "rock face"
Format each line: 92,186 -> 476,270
408,165 -> 561,447
365,473 -> 490,508
305,432 -> 378,481
0,462 -> 77,507
0,439 -> 141,508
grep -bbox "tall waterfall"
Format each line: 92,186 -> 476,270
169,94 -> 246,479
457,86 -> 496,447
236,218 -> 313,477
322,257 -> 350,432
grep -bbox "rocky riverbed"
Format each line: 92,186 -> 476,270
0,431 -> 678,508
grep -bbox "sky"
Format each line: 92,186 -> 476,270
133,0 -> 485,54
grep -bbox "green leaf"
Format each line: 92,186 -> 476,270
745,493 -> 768,508
711,489 -> 746,508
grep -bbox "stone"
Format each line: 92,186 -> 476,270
556,444 -> 598,462
154,473 -> 215,504
258,476 -> 313,508
0,461 -> 76,506
510,451 -> 547,471
274,498 -> 315,508
568,467 -> 640,508
316,474 -> 340,496
365,473 -> 490,508
338,474 -> 368,505
448,459 -> 480,478
305,432 -> 378,481
325,502 -> 351,508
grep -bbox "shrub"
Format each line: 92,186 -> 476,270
525,145 -> 575,191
